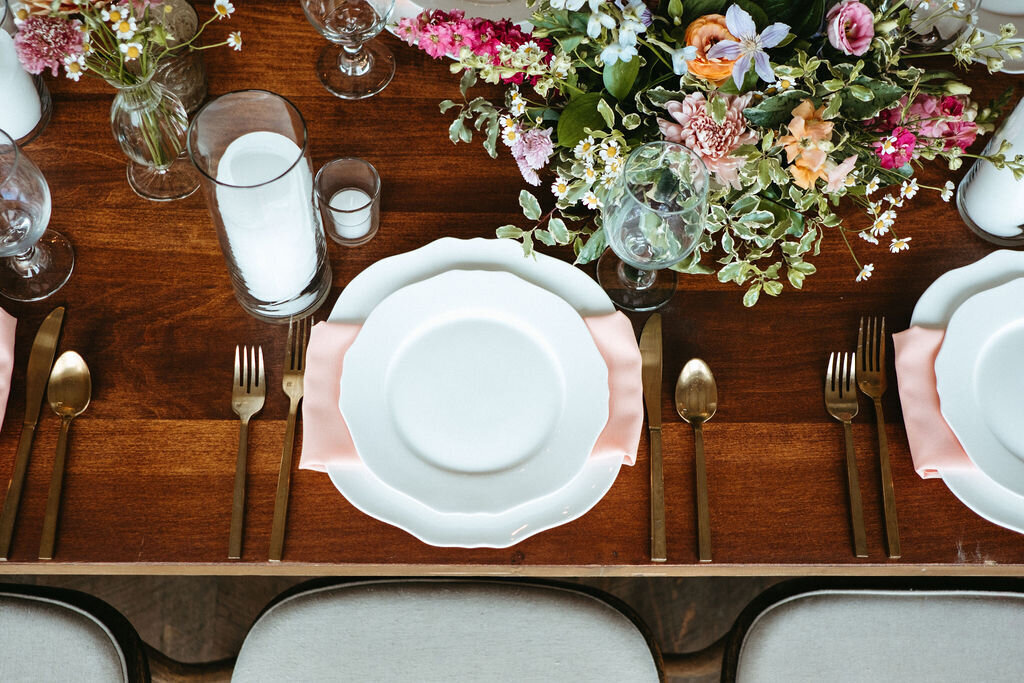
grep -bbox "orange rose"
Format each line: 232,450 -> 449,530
684,14 -> 738,85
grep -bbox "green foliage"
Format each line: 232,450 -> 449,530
743,90 -> 812,128
603,56 -> 641,101
557,93 -> 606,148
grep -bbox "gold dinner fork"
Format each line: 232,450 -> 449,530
825,352 -> 868,558
270,317 -> 311,562
858,316 -> 901,559
229,345 -> 265,560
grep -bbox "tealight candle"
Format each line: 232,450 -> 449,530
328,188 -> 373,239
0,30 -> 42,141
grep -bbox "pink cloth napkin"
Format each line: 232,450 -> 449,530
300,311 -> 644,472
892,326 -> 973,479
0,308 -> 14,432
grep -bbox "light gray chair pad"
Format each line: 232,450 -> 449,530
0,591 -> 128,682
736,589 -> 1024,683
232,580 -> 660,683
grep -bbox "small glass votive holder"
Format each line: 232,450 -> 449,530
315,158 -> 381,246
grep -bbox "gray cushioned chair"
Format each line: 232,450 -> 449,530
231,578 -> 663,682
0,583 -> 149,682
721,579 -> 1024,683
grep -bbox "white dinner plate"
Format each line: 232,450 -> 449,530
326,237 -> 626,548
974,1 -> 1024,74
912,250 -> 1024,533
340,269 -> 608,514
935,278 -> 1024,497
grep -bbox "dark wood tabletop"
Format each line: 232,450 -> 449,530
1,1 -> 1022,575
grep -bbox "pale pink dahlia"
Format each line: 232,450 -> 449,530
13,15 -> 84,76
657,92 -> 757,189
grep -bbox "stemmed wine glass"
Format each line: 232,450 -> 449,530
300,0 -> 396,100
0,129 -> 74,302
596,141 -> 709,312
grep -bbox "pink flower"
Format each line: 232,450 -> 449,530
509,127 -> 553,186
13,15 -> 84,76
657,92 -> 757,189
943,120 -> 978,150
874,127 -> 917,169
826,1 -> 874,56
825,154 -> 858,192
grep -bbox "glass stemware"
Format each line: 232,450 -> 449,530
596,141 -> 708,312
300,0 -> 396,100
0,129 -> 74,301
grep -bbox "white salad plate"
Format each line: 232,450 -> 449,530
340,269 -> 609,515
912,250 -> 1024,533
935,278 -> 1024,498
975,0 -> 1024,74
326,237 -> 624,548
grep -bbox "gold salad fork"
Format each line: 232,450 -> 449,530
858,316 -> 901,559
229,345 -> 265,560
825,352 -> 868,558
270,317 -> 310,562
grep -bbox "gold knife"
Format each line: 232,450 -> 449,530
639,314 -> 666,563
0,306 -> 65,561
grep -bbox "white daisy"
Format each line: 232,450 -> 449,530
499,114 -> 515,129
516,41 -> 543,59
213,0 -> 235,19
941,180 -> 955,202
63,54 -> 86,81
582,191 -> 601,210
884,193 -> 904,208
501,126 -> 520,147
574,136 -> 596,159
114,16 -> 137,40
604,157 -> 623,177
101,5 -> 126,23
871,217 -> 891,237
880,136 -> 898,155
227,31 -> 242,51
11,2 -> 29,27
598,139 -> 621,161
890,236 -> 912,253
582,165 -> 598,184
551,177 -> 570,199
119,41 -> 143,61
600,174 -> 617,190
900,178 -> 919,199
864,176 -> 880,196
859,231 -> 879,245
856,263 -> 875,282
509,91 -> 527,116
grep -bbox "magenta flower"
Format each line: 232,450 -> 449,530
13,15 -> 84,76
827,1 -> 875,56
657,92 -> 758,189
874,127 -> 917,169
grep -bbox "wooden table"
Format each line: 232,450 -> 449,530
1,2 -> 1022,576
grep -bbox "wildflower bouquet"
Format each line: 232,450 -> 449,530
11,0 -> 240,85
399,0 -> 1024,304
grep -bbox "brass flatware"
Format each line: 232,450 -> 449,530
39,351 -> 91,560
270,316 -> 310,562
825,351 -> 868,558
229,345 -> 266,560
858,316 -> 900,559
639,314 -> 666,563
0,306 -> 64,560
675,358 -> 717,564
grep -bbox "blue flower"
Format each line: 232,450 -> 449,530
587,10 -> 616,39
671,45 -> 698,76
706,4 -> 790,86
601,42 -> 638,65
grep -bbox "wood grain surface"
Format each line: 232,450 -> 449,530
1,2 -> 1022,575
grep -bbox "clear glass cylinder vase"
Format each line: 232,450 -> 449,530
109,72 -> 199,201
186,90 -> 332,322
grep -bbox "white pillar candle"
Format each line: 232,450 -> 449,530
328,188 -> 373,239
0,30 -> 42,141
958,97 -> 1024,239
214,131 -> 320,305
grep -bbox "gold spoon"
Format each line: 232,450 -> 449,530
39,351 -> 92,560
675,358 -> 717,563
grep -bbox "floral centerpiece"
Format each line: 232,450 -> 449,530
10,0 -> 240,199
399,0 -> 1024,304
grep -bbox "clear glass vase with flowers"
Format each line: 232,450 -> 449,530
10,0 -> 241,200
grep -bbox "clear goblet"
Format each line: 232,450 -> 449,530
0,129 -> 74,302
300,0 -> 396,100
596,141 -> 709,312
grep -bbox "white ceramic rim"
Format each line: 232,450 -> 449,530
325,237 -> 624,548
911,250 -> 1024,533
339,269 -> 609,515
973,5 -> 1024,74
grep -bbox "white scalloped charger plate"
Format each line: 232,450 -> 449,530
326,238 -> 624,548
341,269 -> 608,515
935,278 -> 1024,498
912,250 -> 1024,533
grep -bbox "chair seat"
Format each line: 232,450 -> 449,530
232,580 -> 660,682
0,591 -> 130,682
735,589 -> 1024,682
